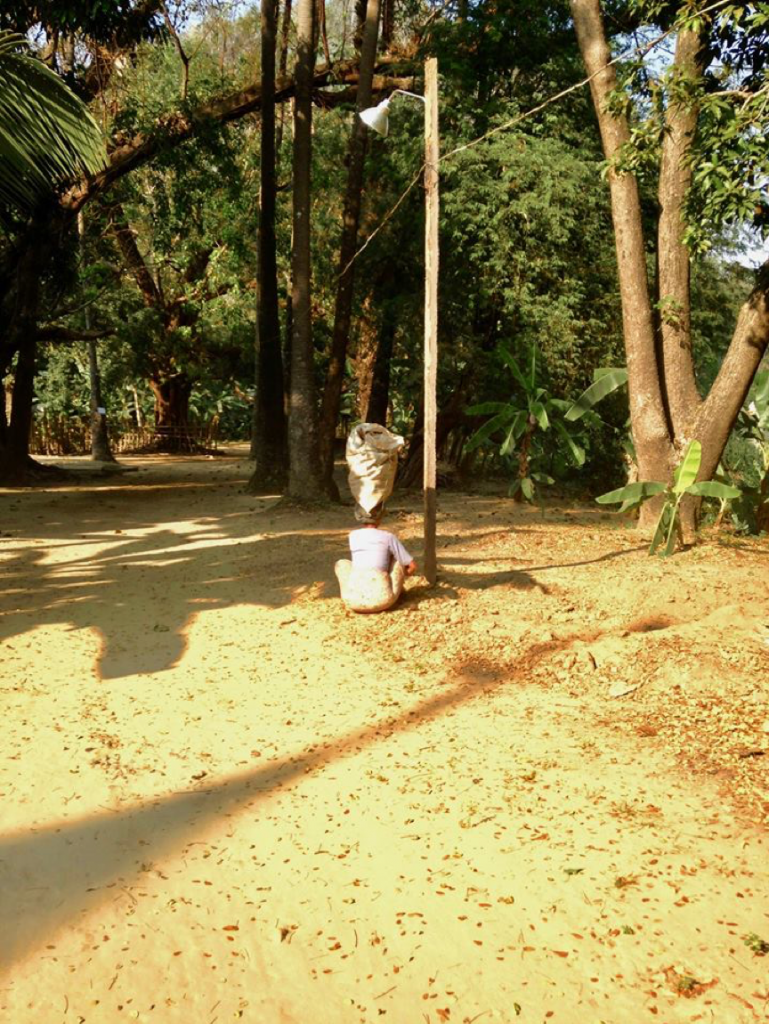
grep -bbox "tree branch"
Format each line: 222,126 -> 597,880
36,325 -> 116,343
159,0 -> 191,100
315,76 -> 415,107
183,246 -> 215,284
60,54 -> 412,214
108,204 -> 163,308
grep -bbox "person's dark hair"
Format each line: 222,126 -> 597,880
354,501 -> 385,524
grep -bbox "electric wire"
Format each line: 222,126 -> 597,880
341,0 -> 736,275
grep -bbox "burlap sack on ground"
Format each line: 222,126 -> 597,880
346,423 -> 405,515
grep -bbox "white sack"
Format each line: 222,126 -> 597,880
346,422 -> 405,514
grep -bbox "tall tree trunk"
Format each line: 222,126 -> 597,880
287,0 -> 325,499
1,380 -> 8,446
275,0 -> 293,153
381,0 -> 394,48
249,266 -> 260,460
316,0 -> 331,66
7,334 -> 38,469
355,268 -> 398,422
570,0 -> 673,525
317,0 -> 382,497
247,0 -> 288,494
355,294 -> 379,420
79,212 -> 115,462
656,26 -> 706,538
657,26 -> 706,440
87,337 -> 116,462
365,306 -> 395,424
1,224 -> 46,480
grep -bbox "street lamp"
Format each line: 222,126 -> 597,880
359,59 -> 439,586
358,89 -> 427,136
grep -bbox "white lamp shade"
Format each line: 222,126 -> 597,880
359,99 -> 390,137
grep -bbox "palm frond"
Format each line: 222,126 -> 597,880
0,31 -> 106,216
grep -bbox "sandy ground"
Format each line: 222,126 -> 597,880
1,445 -> 769,1024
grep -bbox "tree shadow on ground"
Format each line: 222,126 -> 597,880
436,557 -> 545,594
0,477 -> 349,680
523,545 -> 647,573
1,471 -> 579,680
0,649 -> 560,972
1,464 -> 644,680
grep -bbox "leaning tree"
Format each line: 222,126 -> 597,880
0,0 -> 395,481
570,0 -> 769,534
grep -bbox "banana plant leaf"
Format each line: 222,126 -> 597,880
466,400 -> 511,416
498,348 -> 531,394
649,502 -> 679,557
687,480 -> 741,500
672,441 -> 701,494
596,480 -> 666,514
530,400 -> 549,431
565,368 -> 628,421
499,410 -> 528,455
554,419 -> 585,467
465,409 -> 514,451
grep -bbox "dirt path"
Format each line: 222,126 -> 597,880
1,449 -> 768,1023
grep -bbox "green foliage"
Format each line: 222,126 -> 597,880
597,441 -> 740,555
566,367 -> 629,421
720,369 -> 769,533
466,345 -> 588,500
691,257 -> 754,392
34,346 -> 90,418
441,128 -> 623,397
9,0 -> 765,488
0,30 -> 105,218
0,1 -> 162,43
609,2 -> 769,254
427,0 -> 576,115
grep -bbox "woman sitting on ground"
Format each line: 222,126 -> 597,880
335,504 -> 417,613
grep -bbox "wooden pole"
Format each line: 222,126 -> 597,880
423,57 -> 439,585
78,212 -> 114,462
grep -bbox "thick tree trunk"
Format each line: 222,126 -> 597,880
355,296 -> 379,421
287,0 -> 325,499
149,373 -> 193,450
365,313 -> 395,425
247,0 -> 289,494
1,224 -> 46,480
572,1 -> 769,546
570,0 -> 673,528
318,0 -> 382,498
249,277 -> 260,461
381,0 -> 394,48
7,334 -> 38,468
657,26 -> 705,440
651,25 -> 708,544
